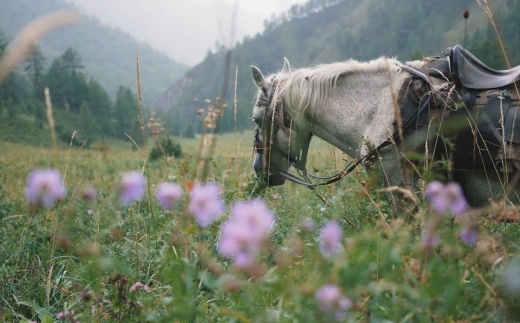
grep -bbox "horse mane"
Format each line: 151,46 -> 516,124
268,57 -> 414,121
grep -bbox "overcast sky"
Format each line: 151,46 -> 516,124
68,0 -> 307,66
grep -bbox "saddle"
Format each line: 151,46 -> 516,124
400,44 -> 520,175
447,44 -> 520,90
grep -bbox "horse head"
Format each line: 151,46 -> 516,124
251,58 -> 307,186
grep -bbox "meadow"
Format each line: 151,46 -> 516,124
1,125 -> 520,323
2,3 -> 520,321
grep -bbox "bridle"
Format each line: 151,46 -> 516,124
254,65 -> 435,189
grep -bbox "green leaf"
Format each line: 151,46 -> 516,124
17,300 -> 53,320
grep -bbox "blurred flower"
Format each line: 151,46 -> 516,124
302,218 -> 316,231
231,199 -> 275,233
315,284 -> 352,321
156,182 -> 183,210
79,289 -> 93,301
426,181 -> 468,216
25,169 -> 66,208
118,171 -> 146,206
87,209 -> 93,216
421,220 -> 440,248
218,199 -> 275,268
319,221 -> 342,257
460,227 -> 478,245
219,220 -> 258,267
81,184 -> 96,201
56,310 -> 78,323
189,182 -> 225,227
130,281 -> 150,292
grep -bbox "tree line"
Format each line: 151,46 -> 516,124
0,26 -> 141,147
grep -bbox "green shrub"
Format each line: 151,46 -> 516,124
149,136 -> 182,161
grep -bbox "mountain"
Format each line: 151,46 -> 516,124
153,0 -> 517,134
0,0 -> 188,106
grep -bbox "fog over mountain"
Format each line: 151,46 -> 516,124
67,0 -> 307,65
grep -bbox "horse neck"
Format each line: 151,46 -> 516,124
294,70 -> 410,158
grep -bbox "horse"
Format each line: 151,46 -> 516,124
250,45 -> 520,212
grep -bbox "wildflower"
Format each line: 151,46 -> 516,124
81,185 -> 96,200
302,218 -> 316,231
219,220 -> 259,267
426,181 -> 468,216
231,199 -> 275,234
421,222 -> 440,248
79,289 -> 93,301
25,169 -> 66,208
315,284 -> 352,321
56,310 -> 78,323
319,221 -> 342,257
156,182 -> 183,210
460,227 -> 478,245
188,182 -> 225,227
118,171 -> 146,206
218,199 -> 276,268
130,281 -> 150,292
87,209 -> 93,216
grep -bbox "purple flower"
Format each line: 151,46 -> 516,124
81,185 -> 96,201
426,181 -> 468,216
156,182 -> 183,210
302,218 -> 316,231
25,169 -> 66,208
421,229 -> 440,248
319,221 -> 342,257
218,199 -> 276,268
87,209 -> 93,216
130,281 -> 150,292
460,227 -> 478,245
315,284 -> 352,321
56,310 -> 76,322
219,220 -> 259,267
189,182 -> 225,227
231,199 -> 275,234
119,171 -> 146,206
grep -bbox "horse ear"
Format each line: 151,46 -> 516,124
251,65 -> 268,92
282,57 -> 291,73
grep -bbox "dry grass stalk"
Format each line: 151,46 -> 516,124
0,10 -> 79,85
234,65 -> 238,133
44,87 -> 57,149
136,46 -> 146,148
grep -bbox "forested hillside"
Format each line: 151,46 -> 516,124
154,0 -> 519,135
0,0 -> 188,106
0,33 -> 145,148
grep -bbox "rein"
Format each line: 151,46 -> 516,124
256,64 -> 435,188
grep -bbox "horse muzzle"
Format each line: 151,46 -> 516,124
254,153 -> 286,186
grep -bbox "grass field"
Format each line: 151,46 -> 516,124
1,128 -> 520,323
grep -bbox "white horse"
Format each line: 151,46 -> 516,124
251,47 -> 520,210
